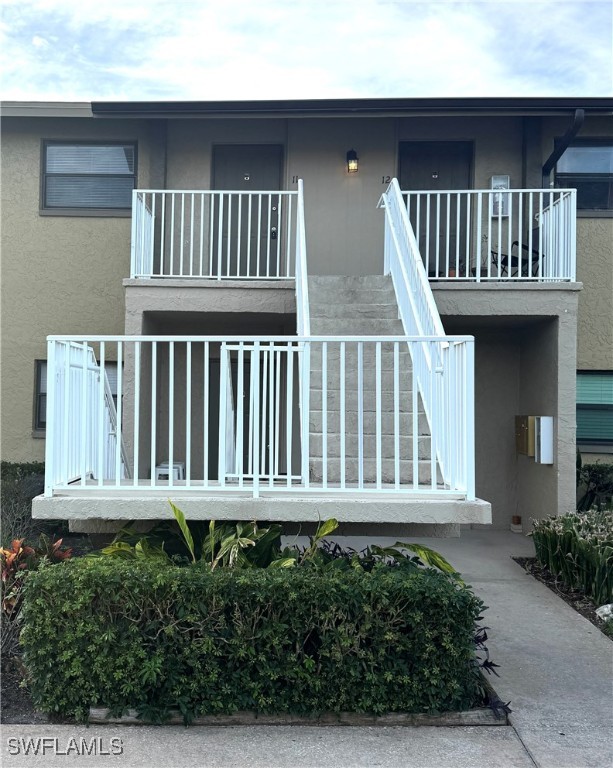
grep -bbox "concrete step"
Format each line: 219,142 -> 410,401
310,345 -> 413,370
310,433 -> 432,460
309,410 -> 430,435
309,457 -> 442,485
310,319 -> 405,335
309,389 -> 417,411
309,275 -> 394,290
310,303 -> 400,320
310,367 -> 414,391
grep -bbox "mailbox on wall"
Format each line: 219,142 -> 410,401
515,415 -> 535,456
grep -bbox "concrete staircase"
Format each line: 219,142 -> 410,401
307,276 -> 438,487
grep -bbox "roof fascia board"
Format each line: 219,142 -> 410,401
1,102 -> 93,118
90,97 -> 613,119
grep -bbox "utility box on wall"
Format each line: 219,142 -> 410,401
535,416 -> 554,464
515,416 -> 554,464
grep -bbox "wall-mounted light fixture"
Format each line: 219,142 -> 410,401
346,149 -> 359,173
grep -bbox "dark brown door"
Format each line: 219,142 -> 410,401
212,145 -> 284,277
399,142 -> 472,274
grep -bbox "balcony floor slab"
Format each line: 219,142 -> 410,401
32,490 -> 491,525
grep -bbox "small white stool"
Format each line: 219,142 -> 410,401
154,461 -> 186,481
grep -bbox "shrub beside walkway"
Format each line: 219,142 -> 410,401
3,529 -> 612,768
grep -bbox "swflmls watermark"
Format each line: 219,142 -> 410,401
7,737 -> 124,757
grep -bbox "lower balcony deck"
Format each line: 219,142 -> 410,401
33,480 -> 491,525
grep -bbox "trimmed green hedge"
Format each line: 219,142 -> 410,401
21,559 -> 484,723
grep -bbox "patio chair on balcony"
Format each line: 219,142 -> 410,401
490,240 -> 543,277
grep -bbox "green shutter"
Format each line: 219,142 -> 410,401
577,373 -> 613,443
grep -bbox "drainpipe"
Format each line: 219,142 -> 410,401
541,108 -> 585,187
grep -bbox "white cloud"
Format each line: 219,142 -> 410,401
1,0 -> 611,101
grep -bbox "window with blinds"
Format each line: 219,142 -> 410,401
34,361 -> 119,432
577,372 -> 613,446
42,143 -> 136,212
556,141 -> 613,211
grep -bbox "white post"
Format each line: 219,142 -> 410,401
44,339 -> 56,496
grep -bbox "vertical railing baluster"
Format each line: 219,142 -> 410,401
375,341 -> 382,489
186,341 -> 191,485
170,194 -> 176,277
276,195 -> 282,277
268,345 -> 275,487
445,192 -> 451,276
321,341 -> 327,489
252,342 -> 261,498
203,342 -> 209,487
340,341 -> 346,490
237,343 -> 244,488
115,342 -> 123,486
286,343 -> 294,487
168,341 -> 174,489
411,342 -> 418,490
217,193 -> 224,279
150,342 -> 157,486
218,344 -> 227,487
189,193 -> 194,276
237,194 -> 243,277
476,193 -> 482,281
274,349 -> 281,477
260,347 -> 268,482
266,194 -> 272,277
247,194 -> 253,277
199,193 -> 205,277
133,341 -> 140,487
97,342 -> 105,486
394,342 -> 400,489
358,342 -> 364,490
226,194 -> 232,278
256,195 -> 262,277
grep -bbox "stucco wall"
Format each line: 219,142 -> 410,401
164,115 -> 526,276
541,116 -> 613,373
433,283 -> 579,527
0,117 -> 165,461
575,217 -> 613,370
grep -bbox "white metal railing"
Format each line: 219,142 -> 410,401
44,335 -> 474,498
294,179 -> 311,487
402,188 -> 576,282
379,179 -> 475,497
130,189 -> 299,279
44,341 -> 128,495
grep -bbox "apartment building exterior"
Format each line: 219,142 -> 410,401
1,97 -> 611,534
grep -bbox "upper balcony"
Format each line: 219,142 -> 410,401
401,188 -> 576,283
130,186 -> 576,284
131,189 -> 300,280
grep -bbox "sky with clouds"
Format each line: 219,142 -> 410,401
1,0 -> 611,102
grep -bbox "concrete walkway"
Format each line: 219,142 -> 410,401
2,530 -> 612,768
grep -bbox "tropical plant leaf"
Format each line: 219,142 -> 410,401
394,542 -> 462,580
169,502 -> 195,563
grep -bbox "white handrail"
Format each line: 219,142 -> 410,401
378,179 -> 475,498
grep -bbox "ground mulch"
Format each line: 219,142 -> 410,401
513,556 -> 612,639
